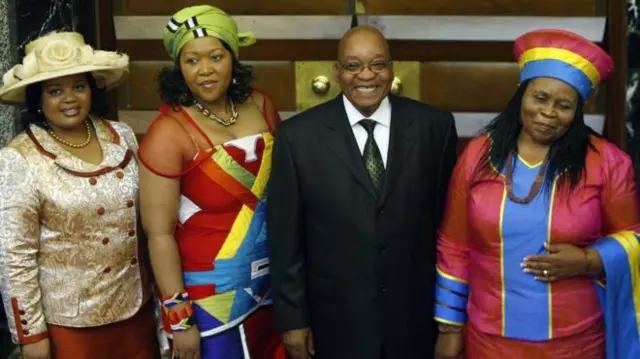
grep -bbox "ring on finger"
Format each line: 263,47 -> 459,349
543,269 -> 549,277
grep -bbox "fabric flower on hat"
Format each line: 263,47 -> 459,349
39,39 -> 80,71
92,50 -> 129,68
13,52 -> 39,81
1,68 -> 18,88
78,45 -> 94,65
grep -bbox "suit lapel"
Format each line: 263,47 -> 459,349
321,96 -> 377,198
378,95 -> 419,206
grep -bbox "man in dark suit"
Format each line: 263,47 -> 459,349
267,25 -> 458,359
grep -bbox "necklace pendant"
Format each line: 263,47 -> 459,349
194,100 -> 238,127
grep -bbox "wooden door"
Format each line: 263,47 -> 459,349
110,0 -> 609,151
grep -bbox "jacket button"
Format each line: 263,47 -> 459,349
131,258 -> 138,265
103,267 -> 111,274
126,200 -> 134,208
96,207 -> 105,215
21,320 -> 27,325
18,310 -> 25,315
22,329 -> 29,335
89,177 -> 97,185
116,172 -> 124,179
102,237 -> 110,245
128,230 -> 136,237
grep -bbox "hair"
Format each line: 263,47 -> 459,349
157,40 -> 253,106
21,72 -> 110,129
476,80 -> 599,192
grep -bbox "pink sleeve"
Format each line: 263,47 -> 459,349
434,138 -> 482,325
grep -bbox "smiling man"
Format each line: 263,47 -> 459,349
267,26 -> 458,359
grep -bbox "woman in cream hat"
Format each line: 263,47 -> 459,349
0,31 -> 160,358
434,29 -> 640,359
137,5 -> 286,359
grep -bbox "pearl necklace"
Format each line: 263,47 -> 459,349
194,99 -> 238,126
47,118 -> 92,148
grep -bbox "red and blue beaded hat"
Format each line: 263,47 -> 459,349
514,29 -> 614,100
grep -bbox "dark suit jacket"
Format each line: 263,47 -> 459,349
267,95 -> 458,359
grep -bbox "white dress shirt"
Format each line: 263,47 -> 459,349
342,95 -> 391,167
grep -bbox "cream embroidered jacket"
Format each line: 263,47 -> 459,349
0,119 -> 151,344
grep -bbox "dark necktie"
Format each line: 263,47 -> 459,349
359,119 -> 385,193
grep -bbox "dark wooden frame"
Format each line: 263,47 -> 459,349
76,0 -> 119,122
604,0 -> 628,150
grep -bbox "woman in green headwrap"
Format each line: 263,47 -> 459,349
137,5 -> 286,359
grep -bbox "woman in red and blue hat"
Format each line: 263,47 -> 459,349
433,29 -> 640,358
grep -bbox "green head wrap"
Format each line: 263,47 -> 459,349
163,5 -> 256,61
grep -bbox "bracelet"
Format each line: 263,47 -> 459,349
168,304 -> 195,332
161,290 -> 189,309
170,315 -> 196,332
438,323 -> 463,333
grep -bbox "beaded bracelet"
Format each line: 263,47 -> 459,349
162,290 -> 190,309
168,304 -> 195,332
170,315 -> 195,332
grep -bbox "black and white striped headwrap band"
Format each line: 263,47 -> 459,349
185,16 -> 198,29
193,28 -> 208,38
166,17 -> 180,33
166,16 -> 197,30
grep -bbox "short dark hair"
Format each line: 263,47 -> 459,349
157,40 -> 253,107
22,72 -> 110,129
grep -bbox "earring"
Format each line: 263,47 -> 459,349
37,108 -> 42,114
232,78 -> 237,85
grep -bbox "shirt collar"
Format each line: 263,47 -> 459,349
342,94 -> 391,128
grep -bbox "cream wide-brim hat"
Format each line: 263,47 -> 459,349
0,31 -> 129,105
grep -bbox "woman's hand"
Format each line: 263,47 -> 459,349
21,338 -> 51,359
522,242 -> 592,281
435,332 -> 464,359
172,325 -> 201,359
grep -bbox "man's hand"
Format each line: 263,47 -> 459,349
21,338 -> 51,359
283,327 -> 314,359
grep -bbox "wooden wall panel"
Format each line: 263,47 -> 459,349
421,62 -> 600,114
123,61 -> 165,110
118,0 -> 351,15
122,61 -> 296,111
389,41 -> 513,62
110,1 -> 610,146
117,40 -> 343,62
366,0 -> 596,16
118,40 -> 520,62
421,62 -> 519,112
252,63 -> 296,111
119,39 -> 605,64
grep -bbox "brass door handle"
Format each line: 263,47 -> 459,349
390,76 -> 402,95
311,75 -> 330,95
